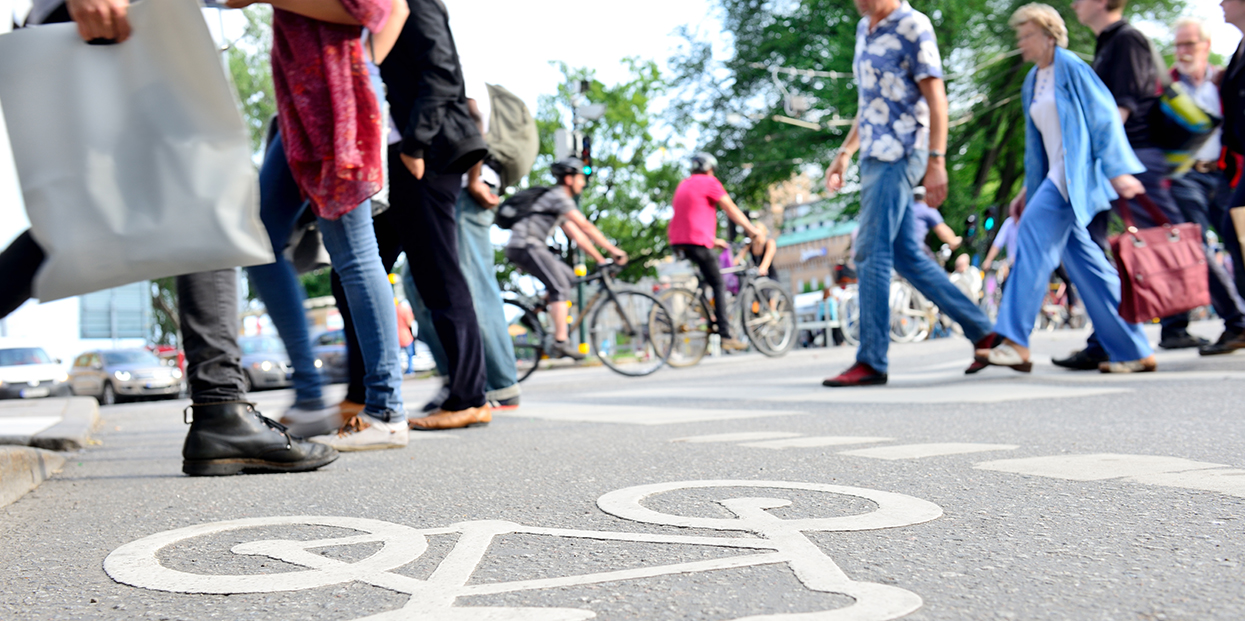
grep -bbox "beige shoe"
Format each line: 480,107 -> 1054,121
408,404 -> 493,430
309,413 -> 409,451
1098,355 -> 1157,373
337,399 -> 365,423
721,338 -> 749,351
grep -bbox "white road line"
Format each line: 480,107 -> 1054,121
769,382 -> 1130,404
671,431 -> 803,443
0,416 -> 61,437
975,454 -> 1245,499
740,436 -> 894,450
839,443 -> 1020,460
497,403 -> 806,426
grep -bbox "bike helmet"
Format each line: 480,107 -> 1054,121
690,152 -> 717,174
550,158 -> 585,180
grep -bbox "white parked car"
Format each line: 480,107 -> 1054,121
0,346 -> 71,400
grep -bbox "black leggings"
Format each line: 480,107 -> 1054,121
675,244 -> 733,339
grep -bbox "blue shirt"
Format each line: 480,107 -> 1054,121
853,1 -> 943,162
911,201 -> 942,244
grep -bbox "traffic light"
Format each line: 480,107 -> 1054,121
983,206 -> 997,233
965,214 -> 979,240
580,135 -> 593,177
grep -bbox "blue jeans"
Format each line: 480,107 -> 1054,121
247,134 -> 404,420
854,151 -> 993,373
997,180 -> 1152,361
406,189 -> 519,401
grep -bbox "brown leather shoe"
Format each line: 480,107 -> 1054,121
408,404 -> 493,430
338,399 -> 365,425
1098,355 -> 1157,373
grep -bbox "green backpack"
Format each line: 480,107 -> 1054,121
485,84 -> 540,190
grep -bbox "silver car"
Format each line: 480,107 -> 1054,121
238,336 -> 294,392
69,349 -> 183,405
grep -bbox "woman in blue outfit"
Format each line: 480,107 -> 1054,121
976,3 -> 1156,374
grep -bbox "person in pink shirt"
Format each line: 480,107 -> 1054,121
668,153 -> 761,350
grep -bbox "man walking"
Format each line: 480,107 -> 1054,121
1168,18 -> 1245,356
1056,0 -> 1206,370
822,0 -> 995,387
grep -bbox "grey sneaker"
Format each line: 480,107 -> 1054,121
279,403 -> 343,438
554,340 -> 586,361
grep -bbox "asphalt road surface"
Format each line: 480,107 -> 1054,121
2,324 -> 1244,620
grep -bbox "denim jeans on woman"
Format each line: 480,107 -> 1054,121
247,133 -> 404,420
854,150 -> 993,373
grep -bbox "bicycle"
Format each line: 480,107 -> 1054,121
502,261 -> 675,379
661,264 -> 796,367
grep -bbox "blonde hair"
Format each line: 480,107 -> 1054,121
1009,3 -> 1069,49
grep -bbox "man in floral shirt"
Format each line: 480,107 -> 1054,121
822,0 -> 995,387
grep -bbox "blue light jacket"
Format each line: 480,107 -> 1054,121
1022,47 -> 1144,228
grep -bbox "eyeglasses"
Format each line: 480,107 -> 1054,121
1174,40 -> 1205,49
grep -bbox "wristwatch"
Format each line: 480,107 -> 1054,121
929,150 -> 946,158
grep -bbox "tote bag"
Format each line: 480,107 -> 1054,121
0,0 -> 272,302
1109,195 -> 1210,324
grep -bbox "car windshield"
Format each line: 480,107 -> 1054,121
0,348 -> 54,366
102,350 -> 161,366
239,337 -> 287,356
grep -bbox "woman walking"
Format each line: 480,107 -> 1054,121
976,3 -> 1155,373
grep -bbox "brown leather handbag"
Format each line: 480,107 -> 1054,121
1109,195 -> 1210,324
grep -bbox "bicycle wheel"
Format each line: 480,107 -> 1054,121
503,300 -> 544,382
889,281 -> 928,343
741,279 -> 796,357
840,289 -> 861,347
660,288 -> 710,367
589,289 -> 674,377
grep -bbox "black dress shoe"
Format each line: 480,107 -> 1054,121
182,401 -> 339,476
1051,348 -> 1107,371
421,385 -> 451,413
1199,330 -> 1245,356
1159,333 -> 1211,350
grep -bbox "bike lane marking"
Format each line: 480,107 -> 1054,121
671,431 -> 804,443
740,436 -> 895,449
975,454 -> 1245,499
104,480 -> 945,621
597,381 -> 1128,405
494,402 -> 806,425
839,443 -> 1019,460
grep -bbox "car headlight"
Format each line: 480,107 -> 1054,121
260,360 -> 272,372
172,369 -> 183,379
314,359 -> 323,369
56,372 -> 69,383
114,371 -> 131,381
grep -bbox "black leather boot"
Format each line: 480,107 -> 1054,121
182,401 -> 339,476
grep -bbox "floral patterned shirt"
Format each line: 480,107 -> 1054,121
852,1 -> 942,162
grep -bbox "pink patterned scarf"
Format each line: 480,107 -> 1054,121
271,0 -> 390,220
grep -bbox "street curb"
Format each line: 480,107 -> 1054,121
32,397 -> 100,451
0,397 -> 100,451
0,446 -> 65,509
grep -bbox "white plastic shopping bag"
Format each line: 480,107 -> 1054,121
0,0 -> 273,301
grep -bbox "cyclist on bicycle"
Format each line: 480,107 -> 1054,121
733,222 -> 776,277
504,158 -> 628,360
669,152 -> 762,351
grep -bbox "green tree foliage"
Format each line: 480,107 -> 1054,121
525,60 -> 684,284
226,6 -> 276,155
670,0 -> 1182,241
149,277 -> 180,345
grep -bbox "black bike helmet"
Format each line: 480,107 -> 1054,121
690,152 -> 717,174
550,158 -> 585,180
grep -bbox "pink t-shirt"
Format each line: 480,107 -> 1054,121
669,174 -> 727,247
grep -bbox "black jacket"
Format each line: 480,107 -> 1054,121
380,0 -> 486,175
1092,20 -> 1159,150
1223,42 -> 1245,155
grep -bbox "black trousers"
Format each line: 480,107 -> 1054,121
333,146 -> 486,412
675,243 -> 733,339
0,230 -> 245,402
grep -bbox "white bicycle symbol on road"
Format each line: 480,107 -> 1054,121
105,480 -> 942,620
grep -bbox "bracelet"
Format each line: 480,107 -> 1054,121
928,150 -> 945,158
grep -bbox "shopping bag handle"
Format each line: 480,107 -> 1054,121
1113,194 -> 1171,231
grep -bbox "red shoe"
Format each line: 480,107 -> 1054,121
965,333 -> 1001,375
822,362 -> 887,387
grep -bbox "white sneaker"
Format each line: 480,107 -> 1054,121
309,413 -> 408,451
279,403 -> 343,438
